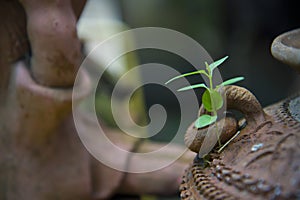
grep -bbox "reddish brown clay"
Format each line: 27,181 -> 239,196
181,94 -> 300,199
180,28 -> 300,199
185,85 -> 268,154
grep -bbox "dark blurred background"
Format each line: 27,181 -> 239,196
80,0 -> 299,140
118,0 -> 300,141
118,0 -> 299,103
80,0 -> 300,141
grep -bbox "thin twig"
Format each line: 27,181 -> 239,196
217,130 -> 241,153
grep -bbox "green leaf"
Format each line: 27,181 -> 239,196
165,70 -> 208,84
195,114 -> 217,129
209,56 -> 229,72
202,90 -> 223,112
178,83 -> 208,91
221,76 -> 244,86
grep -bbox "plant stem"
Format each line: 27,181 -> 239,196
207,68 -> 222,147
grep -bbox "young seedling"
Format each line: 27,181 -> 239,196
166,56 -> 244,147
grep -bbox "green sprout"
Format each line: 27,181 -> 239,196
166,56 -> 244,130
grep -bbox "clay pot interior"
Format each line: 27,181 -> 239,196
271,28 -> 300,73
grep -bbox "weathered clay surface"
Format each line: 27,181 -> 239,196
185,85 -> 266,154
181,92 -> 300,200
